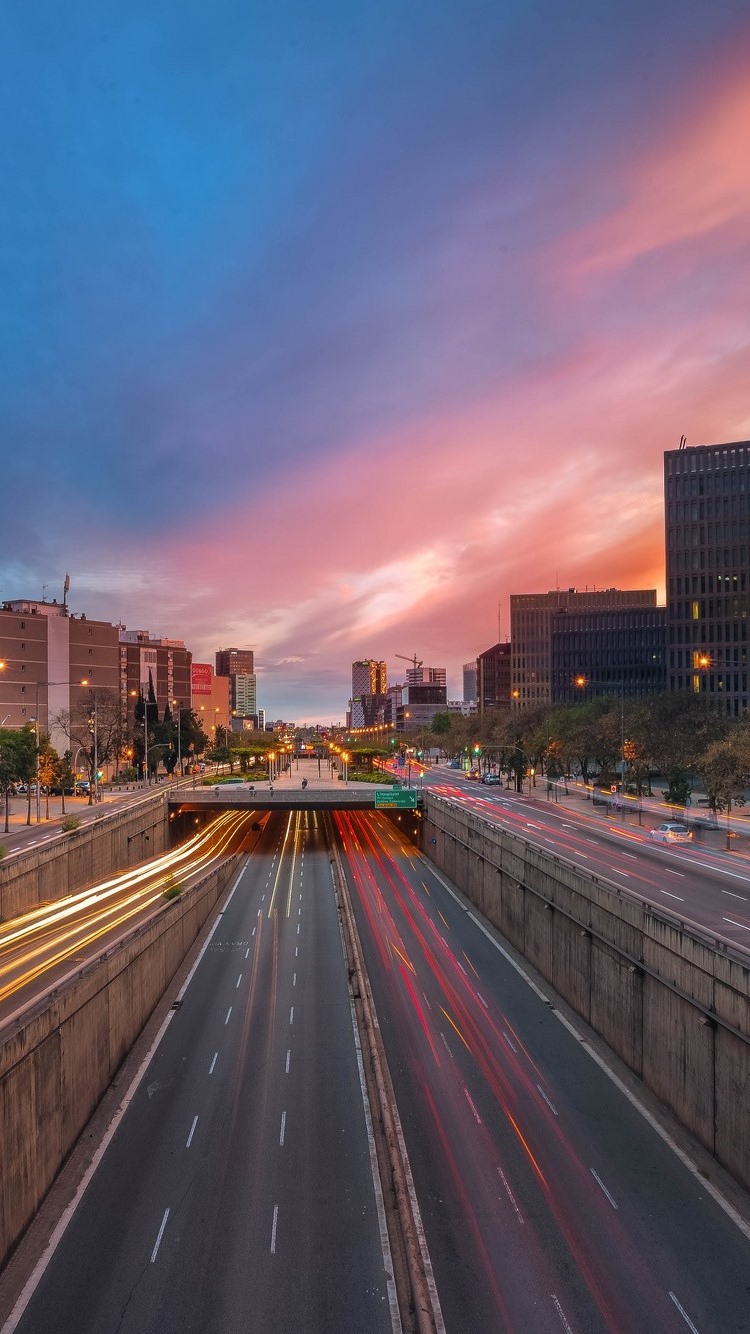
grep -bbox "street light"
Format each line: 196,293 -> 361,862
130,689 -> 157,784
172,698 -> 182,779
575,674 -> 627,817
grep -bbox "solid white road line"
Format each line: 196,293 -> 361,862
590,1168 -> 618,1209
669,1291 -> 701,1333
151,1208 -> 170,1263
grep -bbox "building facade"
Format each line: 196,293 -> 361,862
0,599 -> 120,754
350,659 -> 387,729
477,642 -> 511,713
550,608 -> 667,703
396,681 -> 447,731
665,440 -> 750,714
215,647 -> 257,722
462,660 -> 478,705
510,588 -> 658,707
119,630 -> 193,732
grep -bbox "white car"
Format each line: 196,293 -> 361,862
650,822 -> 693,844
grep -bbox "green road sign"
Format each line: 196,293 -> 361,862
375,788 -> 418,808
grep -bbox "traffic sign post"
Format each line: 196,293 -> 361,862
375,789 -> 418,809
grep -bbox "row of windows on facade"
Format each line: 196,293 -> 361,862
671,672 -> 748,695
672,525 -> 750,546
671,623 -> 748,643
671,548 -> 745,572
666,447 -> 749,478
668,495 -> 750,522
670,573 -> 743,596
671,649 -> 747,668
670,599 -> 748,621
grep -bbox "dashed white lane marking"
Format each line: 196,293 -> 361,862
151,1208 -> 170,1263
289,1006 -> 294,1025
236,973 -> 242,988
245,947 -> 250,958
590,1168 -> 618,1209
295,946 -> 298,956
209,1052 -> 218,1075
224,1006 -> 232,1025
279,1111 -> 286,1146
498,1167 -> 523,1223
724,916 -> 750,932
476,992 -> 488,1008
463,1087 -> 482,1124
186,1116 -> 198,1149
293,972 -> 296,986
669,1291 -> 700,1333
537,1084 -> 558,1116
285,1049 -> 290,1074
252,926 -> 256,937
664,868 -> 685,877
550,1293 -> 574,1333
297,923 -> 300,934
503,1031 -> 518,1053
661,890 -> 684,901
723,889 -> 748,901
270,1204 -> 279,1254
621,852 -> 638,860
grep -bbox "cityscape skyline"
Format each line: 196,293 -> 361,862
2,3 -> 749,721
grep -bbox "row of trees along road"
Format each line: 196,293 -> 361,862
421,693 -> 750,816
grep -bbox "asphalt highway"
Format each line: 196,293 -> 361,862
339,807 -> 750,1333
9,810 -> 397,1334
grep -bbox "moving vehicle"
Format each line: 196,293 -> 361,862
650,822 -> 693,844
481,774 -> 501,785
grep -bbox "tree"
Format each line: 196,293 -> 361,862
0,728 -> 21,834
37,736 -> 57,820
697,736 -> 749,849
54,687 -> 123,803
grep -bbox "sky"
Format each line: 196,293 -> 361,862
1,1 -> 749,722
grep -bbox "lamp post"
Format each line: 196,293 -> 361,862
172,699 -> 182,779
575,674 -> 627,816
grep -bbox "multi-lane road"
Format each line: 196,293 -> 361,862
4,795 -> 750,1332
420,768 -> 750,949
6,810 -> 397,1334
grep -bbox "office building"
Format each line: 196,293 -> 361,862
550,608 -> 666,703
192,663 -> 231,736
665,440 -> 750,714
477,642 -> 511,713
510,588 -> 658,707
215,647 -> 254,677
396,681 -> 447,731
463,661 -> 477,705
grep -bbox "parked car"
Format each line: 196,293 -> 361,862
447,760 -> 461,769
481,774 -> 501,785
650,822 -> 693,844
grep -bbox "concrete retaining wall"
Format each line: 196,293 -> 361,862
0,793 -> 170,923
0,855 -> 238,1268
422,793 -> 750,1192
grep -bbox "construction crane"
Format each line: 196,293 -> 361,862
395,653 -> 423,674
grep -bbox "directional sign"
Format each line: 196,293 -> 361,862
375,788 -> 418,808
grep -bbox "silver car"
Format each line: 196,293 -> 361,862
650,822 -> 693,844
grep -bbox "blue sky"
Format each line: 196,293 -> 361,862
2,1 -> 749,720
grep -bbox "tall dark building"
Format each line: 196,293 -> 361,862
550,608 -> 666,703
665,440 -> 750,714
510,588 -> 658,707
477,642 -> 511,713
215,647 -> 254,677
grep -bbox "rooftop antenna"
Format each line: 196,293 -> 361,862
679,434 -> 687,450
63,572 -> 70,611
41,583 -> 48,602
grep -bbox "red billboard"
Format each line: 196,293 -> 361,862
192,662 -> 213,696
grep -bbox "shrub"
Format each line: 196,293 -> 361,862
61,816 -> 81,833
162,874 -> 182,901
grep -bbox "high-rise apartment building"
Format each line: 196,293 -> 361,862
0,598 -> 119,755
119,630 -> 192,726
511,588 -> 658,707
215,647 -> 254,677
665,439 -> 750,713
351,659 -> 387,728
215,646 -> 257,721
